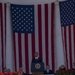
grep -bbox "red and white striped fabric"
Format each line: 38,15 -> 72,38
62,25 -> 75,69
13,3 -> 55,74
0,3 -> 6,71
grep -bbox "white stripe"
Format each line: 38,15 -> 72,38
28,34 -> 32,74
15,33 -> 19,71
41,4 -> 46,67
66,26 -> 70,69
48,4 -> 52,69
71,25 -> 74,64
62,27 -> 66,66
21,34 -> 26,72
34,5 -> 39,53
71,25 -> 74,65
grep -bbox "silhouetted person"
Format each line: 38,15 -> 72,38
72,62 -> 75,70
58,65 -> 66,70
44,65 -> 54,74
17,67 -> 26,75
32,52 -> 42,63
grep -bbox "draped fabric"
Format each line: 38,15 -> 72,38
59,0 -> 75,69
11,3 -> 55,74
1,0 -> 75,74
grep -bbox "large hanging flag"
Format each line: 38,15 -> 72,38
10,3 -> 55,74
59,0 -> 75,69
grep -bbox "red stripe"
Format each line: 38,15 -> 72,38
31,34 -> 35,58
25,34 -> 29,73
64,27 -> 68,69
4,4 -> 6,47
0,3 -> 4,69
18,33 -> 22,68
68,26 -> 72,69
45,4 -> 49,65
38,5 -> 42,59
51,3 -> 55,71
73,25 -> 75,62
13,33 -> 17,71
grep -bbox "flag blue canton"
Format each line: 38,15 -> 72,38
11,4 -> 34,33
59,0 -> 75,26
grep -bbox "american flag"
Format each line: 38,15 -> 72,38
0,3 -> 6,71
59,0 -> 75,69
59,0 -> 75,26
10,3 -> 55,74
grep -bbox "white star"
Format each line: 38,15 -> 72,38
17,20 -> 19,22
24,10 -> 25,12
19,18 -> 21,20
14,14 -> 16,16
31,12 -> 32,14
17,16 -> 19,18
30,8 -> 32,10
17,8 -> 18,9
24,15 -> 26,16
12,11 -> 14,13
31,29 -> 33,31
26,25 -> 28,27
21,21 -> 23,22
31,21 -> 33,23
26,21 -> 28,23
15,22 -> 17,24
21,8 -> 23,10
28,10 -> 30,12
15,26 -> 17,28
26,12 -> 28,14
31,25 -> 33,27
13,16 -> 14,17
14,9 -> 16,11
26,29 -> 28,31
28,19 -> 30,21
26,17 -> 28,18
17,12 -> 18,14
28,15 -> 30,16
12,7 -> 14,9
24,27 -> 26,29
21,12 -> 23,14
29,27 -> 31,29
19,23 -> 21,24
21,16 -> 23,18
28,23 -> 30,25
19,10 -> 21,12
17,29 -> 19,30
26,8 -> 28,10
19,14 -> 21,16
13,20 -> 15,22
22,25 -> 23,26
31,17 -> 33,18
19,26 -> 21,29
